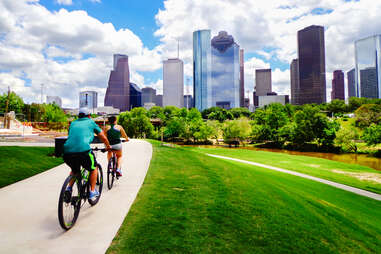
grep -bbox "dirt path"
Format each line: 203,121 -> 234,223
0,139 -> 152,253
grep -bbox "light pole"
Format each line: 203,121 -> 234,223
40,83 -> 44,104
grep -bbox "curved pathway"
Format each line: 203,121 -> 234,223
207,153 -> 381,201
0,139 -> 152,254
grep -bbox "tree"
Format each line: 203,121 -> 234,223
148,106 -> 164,119
0,92 -> 24,114
354,104 -> 381,128
118,108 -> 154,138
229,107 -> 251,119
327,99 -> 347,115
42,103 -> 67,122
335,126 -> 359,152
164,117 -> 185,140
223,118 -> 251,145
363,124 -> 381,145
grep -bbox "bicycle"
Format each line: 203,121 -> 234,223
107,139 -> 127,190
58,147 -> 106,230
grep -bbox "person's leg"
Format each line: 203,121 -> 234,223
90,167 -> 98,191
115,150 -> 122,170
107,150 -> 112,161
86,151 -> 98,192
63,154 -> 80,188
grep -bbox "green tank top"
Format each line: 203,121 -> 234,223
107,124 -> 121,145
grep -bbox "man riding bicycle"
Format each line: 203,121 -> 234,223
63,108 -> 111,200
104,116 -> 129,177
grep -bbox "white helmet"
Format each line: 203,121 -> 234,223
78,107 -> 90,116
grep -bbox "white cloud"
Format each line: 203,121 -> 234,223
0,0 -> 162,108
56,0 -> 72,5
155,0 -> 381,102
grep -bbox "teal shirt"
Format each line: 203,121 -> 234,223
63,118 -> 102,154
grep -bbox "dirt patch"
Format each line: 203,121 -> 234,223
333,170 -> 381,184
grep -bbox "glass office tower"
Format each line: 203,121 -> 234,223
193,30 -> 212,111
297,25 -> 326,104
211,31 -> 240,109
355,35 -> 381,99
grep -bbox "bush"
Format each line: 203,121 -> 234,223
363,124 -> 381,146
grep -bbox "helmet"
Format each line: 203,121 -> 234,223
78,107 -> 91,116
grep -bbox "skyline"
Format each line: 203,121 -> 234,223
1,0 -> 381,107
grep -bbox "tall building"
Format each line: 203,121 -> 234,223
193,30 -> 212,111
184,95 -> 194,109
104,54 -> 130,111
141,87 -> 156,106
47,96 -> 62,108
129,82 -> 142,109
255,69 -> 272,96
210,31 -> 240,109
163,58 -> 184,108
79,91 -> 97,111
155,95 -> 163,107
290,59 -> 300,105
297,25 -> 326,104
239,49 -> 245,107
331,70 -> 345,100
347,68 -> 356,98
355,35 -> 381,98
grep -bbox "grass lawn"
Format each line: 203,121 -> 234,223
189,147 -> 381,194
107,141 -> 381,254
0,146 -> 63,188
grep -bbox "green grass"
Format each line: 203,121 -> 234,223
189,147 -> 381,194
0,146 -> 63,188
107,141 -> 381,253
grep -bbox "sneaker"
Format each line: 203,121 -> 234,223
89,189 -> 99,201
116,168 -> 122,177
64,186 -> 72,203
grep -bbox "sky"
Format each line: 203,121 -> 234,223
0,0 -> 380,108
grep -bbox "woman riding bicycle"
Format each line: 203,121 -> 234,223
105,115 -> 129,177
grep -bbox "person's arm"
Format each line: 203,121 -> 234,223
119,126 -> 129,141
98,131 -> 111,150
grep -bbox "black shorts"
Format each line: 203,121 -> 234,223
63,150 -> 97,173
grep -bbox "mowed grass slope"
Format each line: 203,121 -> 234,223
190,147 -> 381,194
107,141 -> 381,254
0,146 -> 63,188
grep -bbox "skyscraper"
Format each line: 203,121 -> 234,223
155,95 -> 163,107
104,54 -> 130,111
331,70 -> 345,101
129,82 -> 142,109
255,69 -> 272,96
240,49 -> 245,107
163,58 -> 184,108
193,30 -> 212,111
355,35 -> 381,98
184,95 -> 193,109
347,68 -> 356,98
290,59 -> 300,105
141,87 -> 156,106
297,25 -> 326,104
211,31 -> 240,109
79,91 -> 97,111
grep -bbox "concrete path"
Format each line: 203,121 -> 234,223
207,154 -> 381,201
0,142 -> 54,147
0,139 -> 152,254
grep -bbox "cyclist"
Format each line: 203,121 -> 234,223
104,115 -> 129,177
63,108 -> 111,200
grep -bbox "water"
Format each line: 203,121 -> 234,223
183,144 -> 381,171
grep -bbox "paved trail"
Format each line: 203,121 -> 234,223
0,139 -> 152,254
207,153 -> 381,201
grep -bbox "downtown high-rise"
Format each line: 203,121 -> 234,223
290,59 -> 300,105
255,69 -> 272,96
347,68 -> 356,98
297,25 -> 326,104
163,58 -> 184,108
211,31 -> 240,109
355,35 -> 381,99
104,54 -> 130,111
193,30 -> 212,111
331,70 -> 344,101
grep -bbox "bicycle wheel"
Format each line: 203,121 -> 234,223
107,157 -> 115,190
58,175 -> 81,230
88,164 -> 103,206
